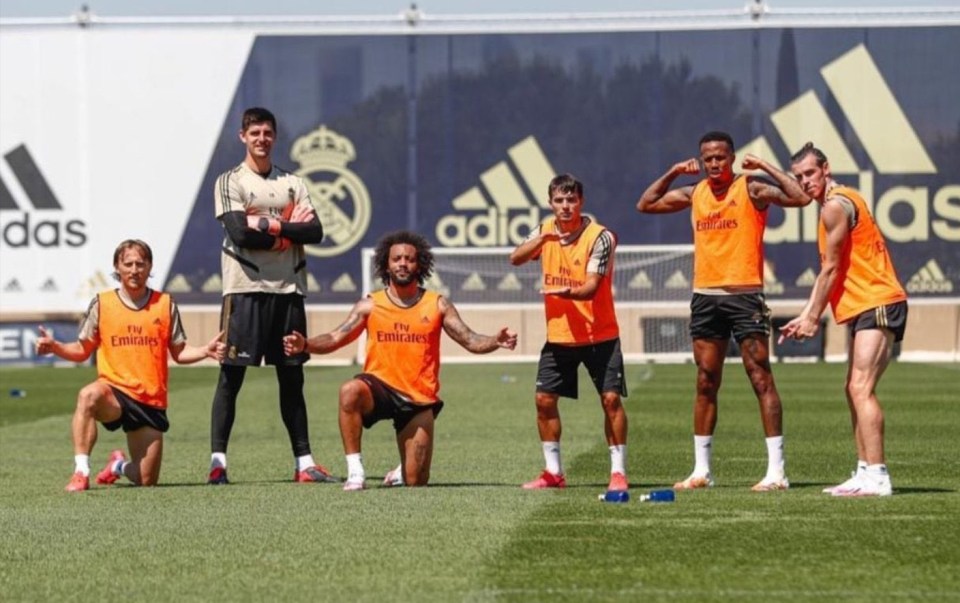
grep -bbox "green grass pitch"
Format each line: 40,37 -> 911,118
1,361 -> 958,602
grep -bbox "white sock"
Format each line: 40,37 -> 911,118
765,435 -> 785,479
609,444 -> 626,475
210,452 -> 227,469
693,435 -> 712,476
74,454 -> 90,476
346,453 -> 364,480
856,459 -> 868,475
296,454 -> 316,472
113,460 -> 127,479
865,463 -> 888,477
542,441 -> 562,475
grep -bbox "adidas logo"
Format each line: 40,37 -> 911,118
166,274 -> 192,293
77,270 -> 111,300
741,44 -> 955,246
762,44 -> 935,176
0,143 -> 88,249
795,268 -> 817,288
461,273 -> 485,291
331,274 -> 355,292
202,275 -> 222,293
421,273 -> 449,297
435,270 -> 541,293
664,270 -> 689,289
2,277 -> 62,294
906,259 -> 953,293
628,271 -> 653,290
165,272 -> 348,293
497,273 -> 523,291
0,144 -> 62,212
763,260 -> 784,295
166,269 -> 344,295
435,136 -> 556,247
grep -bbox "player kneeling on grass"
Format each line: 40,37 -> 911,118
283,230 -> 517,491
35,239 -> 225,492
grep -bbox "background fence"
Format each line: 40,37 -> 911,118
1,9 -> 958,363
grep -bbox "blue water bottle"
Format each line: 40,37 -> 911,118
639,489 -> 675,503
598,490 -> 630,503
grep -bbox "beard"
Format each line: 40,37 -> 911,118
390,271 -> 417,286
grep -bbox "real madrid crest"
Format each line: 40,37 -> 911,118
290,126 -> 371,257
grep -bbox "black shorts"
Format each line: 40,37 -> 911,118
355,373 -> 444,433
689,292 -> 771,342
535,338 -> 627,400
221,292 -> 308,366
848,300 -> 908,342
102,386 -> 170,433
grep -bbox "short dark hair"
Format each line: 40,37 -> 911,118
547,173 -> 583,199
241,107 -> 277,133
374,230 -> 434,286
111,239 -> 153,281
699,131 -> 735,153
790,141 -> 828,167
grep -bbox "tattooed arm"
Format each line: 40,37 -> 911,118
283,298 -> 373,356
439,296 -> 517,354
742,153 -> 811,209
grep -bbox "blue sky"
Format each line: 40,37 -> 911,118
3,0 -> 959,18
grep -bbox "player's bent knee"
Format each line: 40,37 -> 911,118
75,387 -> 102,413
338,380 -> 368,413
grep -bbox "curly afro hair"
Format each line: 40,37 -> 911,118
373,230 -> 434,286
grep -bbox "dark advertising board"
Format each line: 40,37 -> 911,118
167,26 -> 959,304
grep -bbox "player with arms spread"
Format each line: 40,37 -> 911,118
36,239 -> 225,492
282,230 -> 517,490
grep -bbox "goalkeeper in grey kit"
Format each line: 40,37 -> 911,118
207,106 -> 337,485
